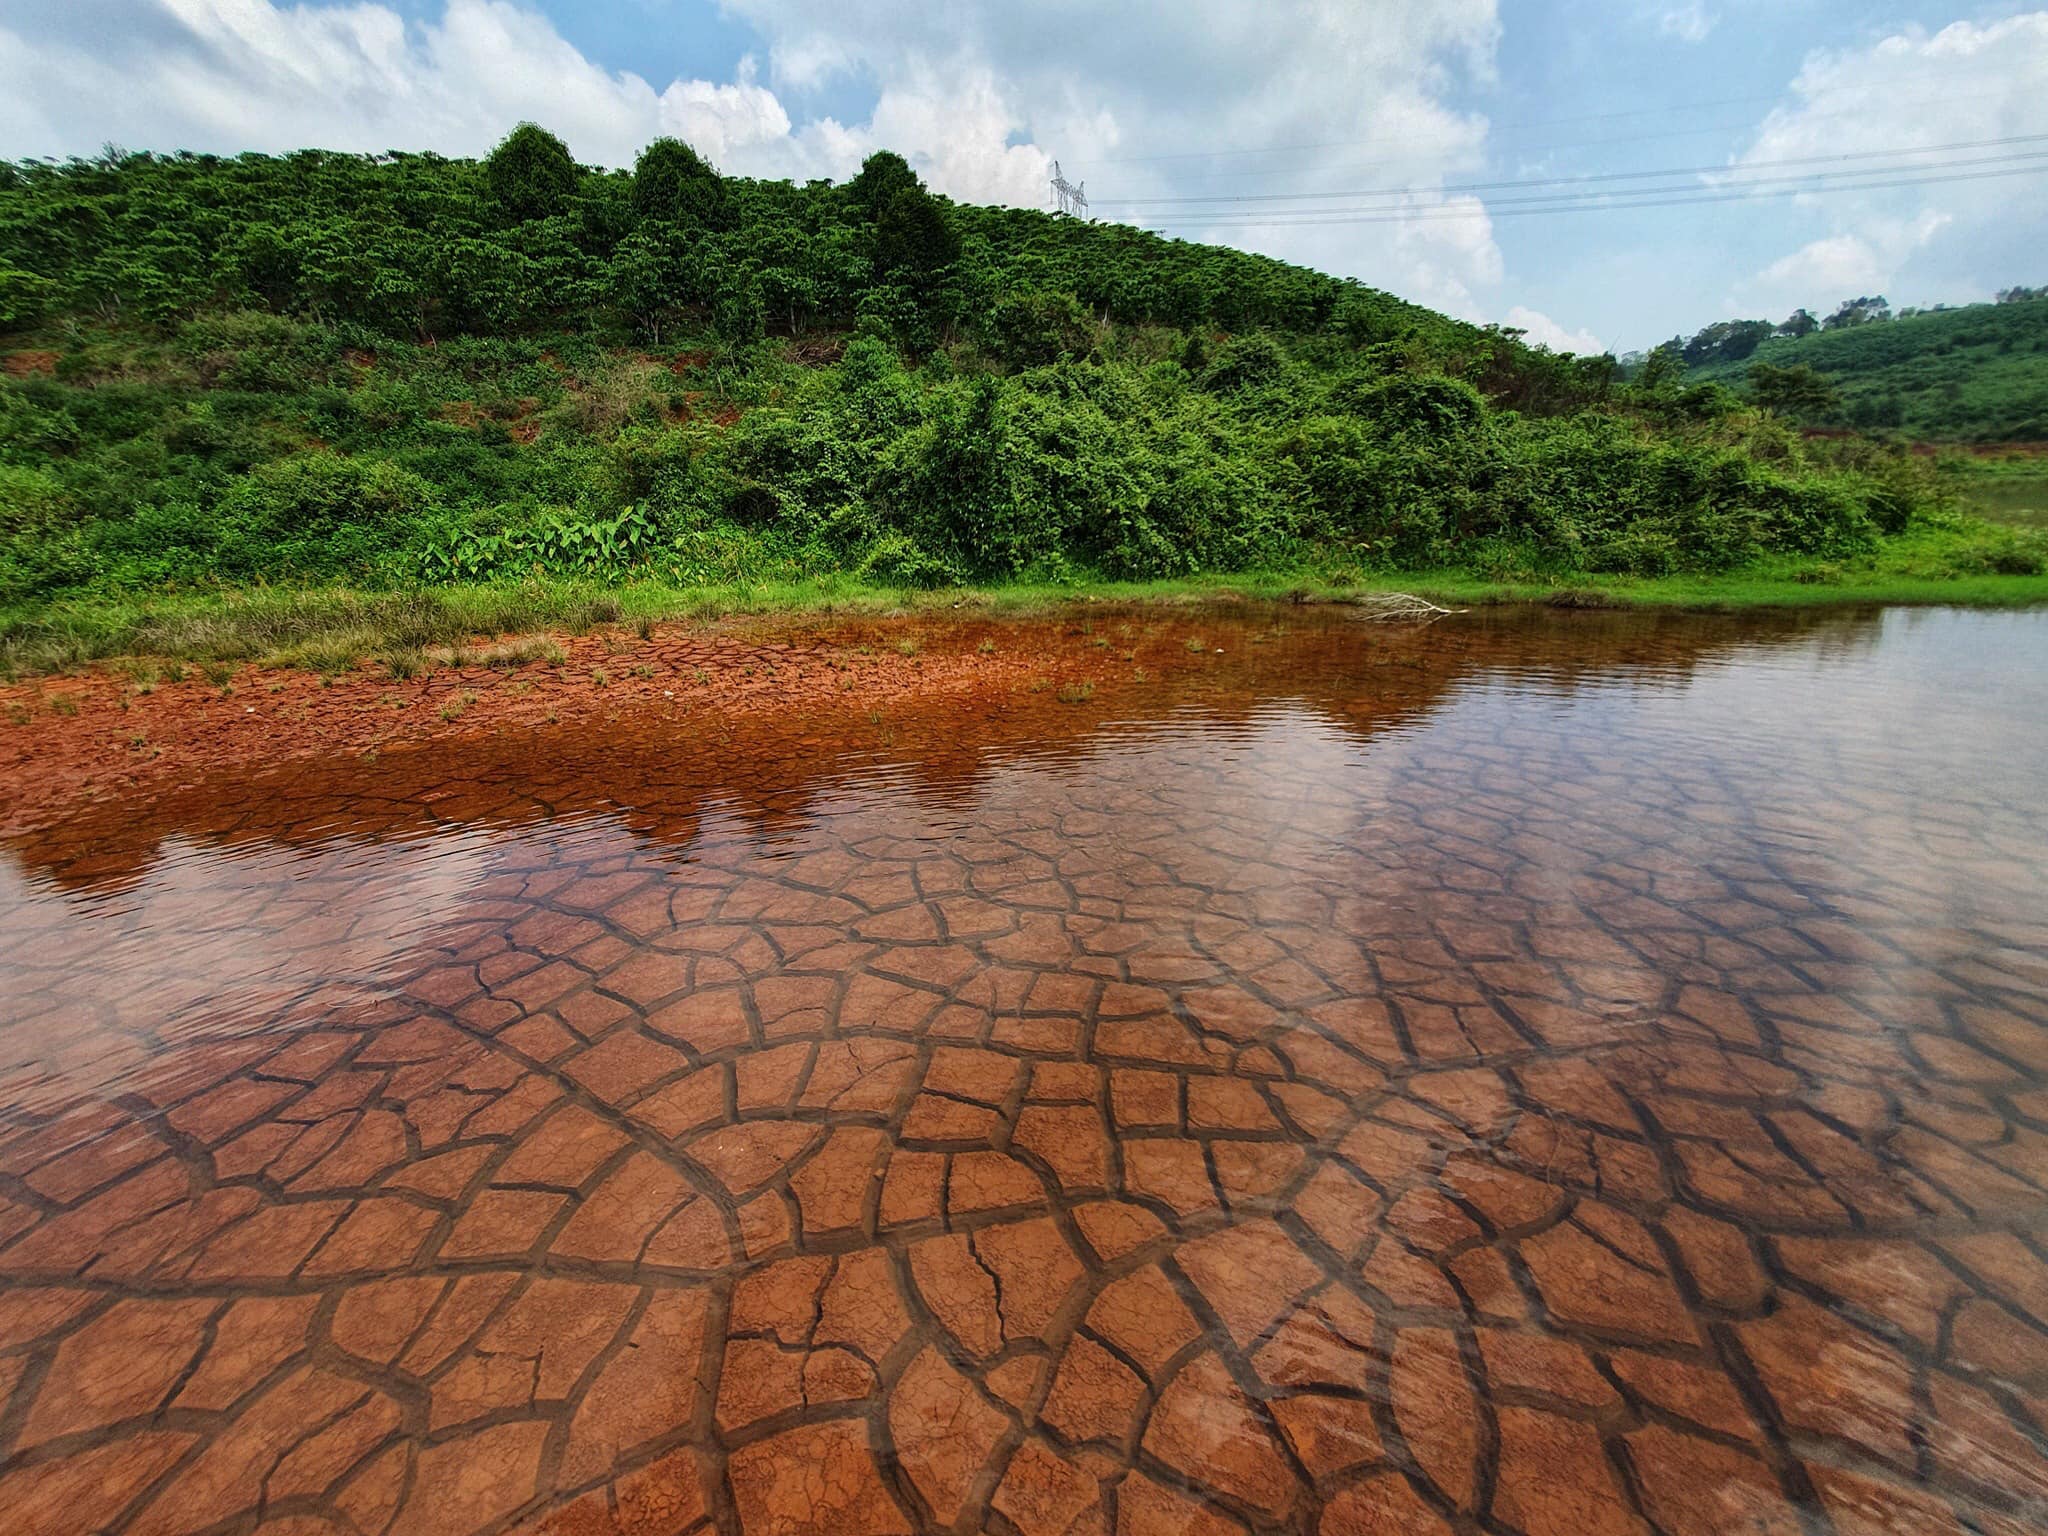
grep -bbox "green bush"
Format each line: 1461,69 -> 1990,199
211,453 -> 438,578
985,291 -> 1094,368
0,133 -> 1998,607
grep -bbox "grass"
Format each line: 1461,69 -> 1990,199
477,637 -> 566,668
0,527 -> 2044,680
382,647 -> 426,679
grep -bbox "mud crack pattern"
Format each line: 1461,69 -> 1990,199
1,607 -> 2046,1536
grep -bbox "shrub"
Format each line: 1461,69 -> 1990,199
1344,372 -> 1487,441
985,291 -> 1094,368
856,532 -> 958,588
212,454 -> 438,578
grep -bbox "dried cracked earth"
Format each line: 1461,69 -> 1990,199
1,605 -> 2046,1536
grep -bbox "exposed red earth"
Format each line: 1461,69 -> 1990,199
0,609 -> 1187,834
0,605 -> 2045,1536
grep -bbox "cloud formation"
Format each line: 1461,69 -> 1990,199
1658,4 -> 1716,45
720,0 -> 1506,316
0,0 -> 1007,193
0,0 -> 1513,323
1732,14 -> 2048,315
1503,305 -> 1605,355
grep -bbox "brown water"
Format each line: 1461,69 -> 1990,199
2,604 -> 2046,1536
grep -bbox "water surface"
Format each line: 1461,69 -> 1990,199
2,605 -> 2046,1536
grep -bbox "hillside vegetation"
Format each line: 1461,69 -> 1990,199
1678,297 -> 2048,442
0,126 -> 2038,649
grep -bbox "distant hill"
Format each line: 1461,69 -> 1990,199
1680,298 -> 2048,443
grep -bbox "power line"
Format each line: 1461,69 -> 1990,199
1062,62 -> 2016,171
1150,163 -> 2048,228
1079,97 -> 2006,189
1094,133 -> 2048,209
1138,161 -> 2048,231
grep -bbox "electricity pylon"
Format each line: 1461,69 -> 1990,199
1049,161 -> 1089,218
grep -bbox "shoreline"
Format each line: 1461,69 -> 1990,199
5,566 -> 2047,682
3,591 -> 2043,838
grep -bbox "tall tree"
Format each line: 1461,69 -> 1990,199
633,138 -> 731,231
1823,296 -> 1891,330
875,185 -> 958,287
485,123 -> 579,222
846,151 -> 921,220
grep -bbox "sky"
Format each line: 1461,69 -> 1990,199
1,1 -> 2044,355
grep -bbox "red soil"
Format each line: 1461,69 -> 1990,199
0,612 -> 1190,834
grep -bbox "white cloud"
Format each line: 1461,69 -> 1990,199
0,0 -> 1039,202
1658,4 -> 1715,45
0,0 -> 1511,313
1503,305 -> 1604,355
1748,212 -> 1949,312
719,0 -> 1505,303
656,63 -> 793,167
1732,15 -> 2048,314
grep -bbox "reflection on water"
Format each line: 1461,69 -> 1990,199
1,604 -> 2046,1536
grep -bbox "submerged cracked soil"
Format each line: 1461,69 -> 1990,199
1,604 -> 2046,1536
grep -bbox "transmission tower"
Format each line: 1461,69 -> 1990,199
1048,160 -> 1088,218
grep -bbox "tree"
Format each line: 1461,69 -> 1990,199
633,138 -> 730,230
1635,343 -> 1686,394
1777,308 -> 1819,338
1997,285 -> 2046,304
1748,361 -> 1839,420
485,123 -> 578,222
846,151 -> 921,220
1823,295 -> 1890,330
605,228 -> 697,342
227,223 -> 298,310
1681,318 -> 1774,368
875,185 -> 958,286
712,271 -> 765,346
0,264 -> 58,328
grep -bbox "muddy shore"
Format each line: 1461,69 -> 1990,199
0,609 -> 1225,833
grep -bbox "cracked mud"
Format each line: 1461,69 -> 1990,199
1,605 -> 2046,1536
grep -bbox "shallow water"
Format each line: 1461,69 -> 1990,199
2,604 -> 2047,1536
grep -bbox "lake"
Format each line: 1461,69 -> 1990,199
2,603 -> 2045,1536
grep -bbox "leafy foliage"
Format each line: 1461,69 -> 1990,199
1748,363 -> 1839,420
1671,294 -> 2048,441
485,123 -> 580,222
633,138 -> 731,230
0,128 -> 1973,608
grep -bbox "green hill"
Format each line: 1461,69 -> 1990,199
1683,298 -> 2048,442
0,126 -> 2037,648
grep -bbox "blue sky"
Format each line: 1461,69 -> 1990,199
2,1 -> 2043,353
